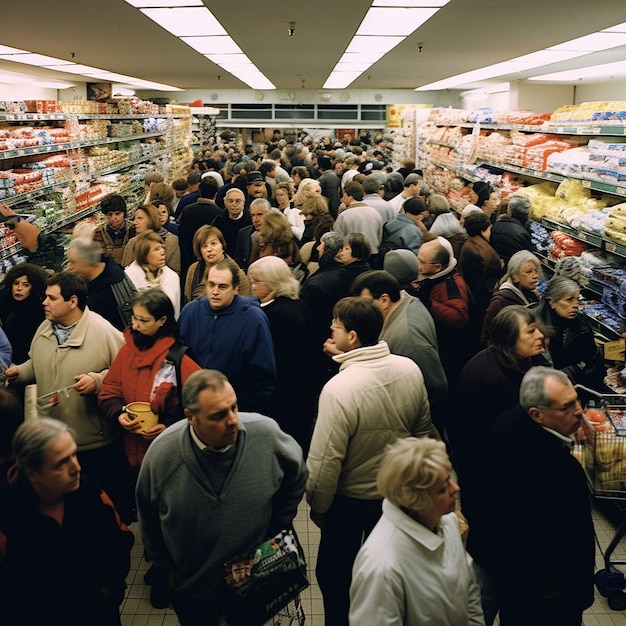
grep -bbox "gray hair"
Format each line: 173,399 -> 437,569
247,256 -> 300,300
362,173 -> 386,195
428,194 -> 451,216
249,198 -> 271,213
182,369 -> 230,414
224,187 -> 245,200
503,250 -> 542,284
13,418 -> 75,473
507,194 -> 532,224
377,437 -> 451,514
68,237 -> 102,266
544,276 -> 580,302
519,366 -> 571,411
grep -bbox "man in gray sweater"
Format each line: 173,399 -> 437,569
136,369 -> 308,626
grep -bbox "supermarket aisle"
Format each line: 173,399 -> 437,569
120,498 -> 626,626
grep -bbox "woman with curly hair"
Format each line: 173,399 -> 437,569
0,262 -> 48,363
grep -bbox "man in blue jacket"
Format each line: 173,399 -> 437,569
179,258 -> 276,413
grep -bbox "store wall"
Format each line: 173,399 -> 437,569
513,82 -> 575,112
574,79 -> 626,103
137,88 -> 464,109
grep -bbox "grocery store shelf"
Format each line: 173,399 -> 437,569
0,113 -> 188,122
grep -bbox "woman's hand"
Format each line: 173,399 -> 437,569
142,423 -> 166,440
118,412 -> 143,433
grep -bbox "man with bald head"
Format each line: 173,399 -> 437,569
211,188 -> 252,255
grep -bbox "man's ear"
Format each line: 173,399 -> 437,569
184,408 -> 193,423
528,406 -> 542,425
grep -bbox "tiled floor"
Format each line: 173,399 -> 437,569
121,497 -> 626,625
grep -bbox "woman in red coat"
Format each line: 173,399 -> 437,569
99,288 -> 200,468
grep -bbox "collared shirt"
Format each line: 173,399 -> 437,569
189,423 -> 234,454
542,425 -> 575,449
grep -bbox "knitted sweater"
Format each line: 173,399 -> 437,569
136,415 -> 307,600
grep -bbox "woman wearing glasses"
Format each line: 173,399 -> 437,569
535,276 -> 607,391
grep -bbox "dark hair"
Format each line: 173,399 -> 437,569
2,262 -> 48,299
343,181 -> 365,202
100,194 -> 127,216
198,177 -> 219,199
211,258 -> 240,288
344,233 -> 371,261
333,296 -> 383,347
193,225 -> 227,258
172,178 -> 189,192
187,172 -> 202,185
403,197 -> 428,216
350,270 -> 401,302
464,212 -> 491,237
489,305 -> 542,365
47,271 -> 88,310
132,288 -> 177,336
258,160 -> 276,177
472,181 -> 493,207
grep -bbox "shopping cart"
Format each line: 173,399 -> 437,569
574,387 -> 626,610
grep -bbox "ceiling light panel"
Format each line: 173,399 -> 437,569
181,36 -> 243,55
357,7 -> 438,36
140,7 -> 226,36
372,0 -> 450,6
125,0 -> 203,6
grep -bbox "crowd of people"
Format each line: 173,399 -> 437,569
0,130 -> 606,625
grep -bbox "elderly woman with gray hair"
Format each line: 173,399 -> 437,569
535,275 -> 607,391
481,250 -> 543,344
349,437 -> 484,626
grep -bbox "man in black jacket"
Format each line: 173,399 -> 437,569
477,366 -> 594,626
490,194 -> 536,263
66,237 -> 135,331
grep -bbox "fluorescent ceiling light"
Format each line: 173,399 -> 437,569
127,79 -> 182,91
0,45 -> 29,54
530,60 -> 626,82
0,71 -> 32,85
417,19 -> 626,91
140,7 -> 226,37
323,1 -> 450,89
357,8 -> 438,36
126,0 -> 202,6
345,36 -> 404,54
0,47 -> 180,91
205,54 -> 250,65
373,0 -> 449,6
32,80 -> 76,89
0,53 -> 69,66
127,0 -> 275,89
182,36 -> 243,55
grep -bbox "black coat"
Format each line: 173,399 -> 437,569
490,215 -> 535,263
0,288 -> 44,364
482,405 -> 595,624
87,255 -> 130,331
262,296 -> 317,452
537,301 -> 606,391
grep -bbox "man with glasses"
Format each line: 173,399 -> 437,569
307,296 -> 434,626
178,258 -> 276,413
479,366 -> 594,626
211,187 -> 252,255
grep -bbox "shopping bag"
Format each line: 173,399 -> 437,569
224,529 -> 309,626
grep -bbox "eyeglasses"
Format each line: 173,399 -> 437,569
330,318 -> 347,331
417,258 -> 438,265
249,279 -> 265,286
535,398 -> 582,414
